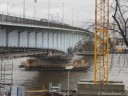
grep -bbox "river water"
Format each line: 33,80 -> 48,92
1,54 -> 128,90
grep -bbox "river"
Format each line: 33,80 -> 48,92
1,54 -> 128,90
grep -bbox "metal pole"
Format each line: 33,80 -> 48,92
77,10 -> 78,27
48,0 -> 50,26
68,70 -> 70,96
56,12 -> 59,22
23,0 -> 25,18
7,3 -> 9,15
72,8 -> 74,26
33,1 -> 36,19
82,15 -> 84,28
62,3 -> 64,25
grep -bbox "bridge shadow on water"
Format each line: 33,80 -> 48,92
10,55 -> 93,90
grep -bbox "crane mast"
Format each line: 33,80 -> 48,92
78,1 -> 125,95
94,0 -> 109,84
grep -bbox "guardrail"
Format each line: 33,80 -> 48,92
0,13 -> 87,32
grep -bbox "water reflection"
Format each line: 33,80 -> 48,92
1,54 -> 128,90
12,55 -> 93,90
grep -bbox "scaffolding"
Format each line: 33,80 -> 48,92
0,58 -> 13,90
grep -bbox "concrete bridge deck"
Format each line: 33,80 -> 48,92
0,14 -> 94,59
0,14 -> 89,32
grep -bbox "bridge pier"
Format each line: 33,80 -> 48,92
27,31 -> 30,48
35,31 -> 38,48
6,29 -> 9,47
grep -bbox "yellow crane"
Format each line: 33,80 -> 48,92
78,1 -> 126,95
94,0 -> 109,84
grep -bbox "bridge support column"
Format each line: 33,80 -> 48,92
18,32 -> 23,47
42,32 -> 44,48
75,34 -> 77,45
67,33 -> 70,49
72,34 -> 75,47
47,32 -> 49,49
35,31 -> 37,48
37,31 -> 42,48
69,33 -> 72,48
65,33 -> 68,53
53,32 -> 55,49
0,27 -> 5,47
50,32 -> 54,49
61,33 -> 64,51
58,33 -> 62,51
48,32 -> 54,49
79,35 -> 81,43
53,32 -> 56,49
74,34 -> 76,47
63,32 -> 65,52
18,28 -> 28,47
27,32 -> 30,48
6,31 -> 9,47
72,33 -> 74,47
56,32 -> 58,49
43,32 -> 48,48
77,34 -> 79,44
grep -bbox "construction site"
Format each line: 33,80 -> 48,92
0,0 -> 128,96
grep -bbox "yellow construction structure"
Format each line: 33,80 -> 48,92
94,0 -> 110,84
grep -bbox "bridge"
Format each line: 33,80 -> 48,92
0,14 -> 93,58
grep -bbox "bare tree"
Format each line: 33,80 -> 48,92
112,0 -> 128,46
109,0 -> 128,72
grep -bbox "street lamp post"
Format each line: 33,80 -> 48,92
33,1 -> 36,19
7,3 -> 9,15
65,66 -> 73,96
62,3 -> 64,25
72,8 -> 74,26
77,10 -> 78,27
48,0 -> 51,26
33,0 -> 37,20
23,0 -> 25,18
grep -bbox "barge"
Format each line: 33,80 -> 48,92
19,58 -> 90,71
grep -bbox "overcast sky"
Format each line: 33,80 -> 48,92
0,0 -> 96,27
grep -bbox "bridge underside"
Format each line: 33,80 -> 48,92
0,25 -> 88,53
0,25 -> 93,54
0,47 -> 67,59
0,14 -> 93,59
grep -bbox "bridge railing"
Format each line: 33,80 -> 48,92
0,12 -> 86,32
